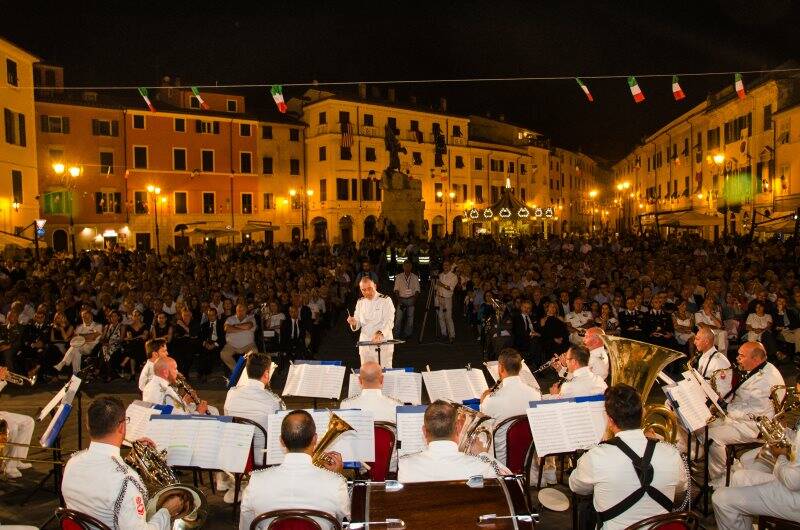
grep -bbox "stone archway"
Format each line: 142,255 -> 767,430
452,215 -> 463,237
52,229 -> 68,253
431,215 -> 445,239
339,215 -> 353,244
364,215 -> 377,238
311,217 -> 328,242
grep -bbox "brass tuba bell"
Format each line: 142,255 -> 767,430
450,401 -> 494,455
124,440 -> 208,528
601,335 -> 686,444
311,411 -> 355,469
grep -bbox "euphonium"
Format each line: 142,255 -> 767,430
124,440 -> 208,528
748,414 -> 795,467
601,335 -> 686,443
451,402 -> 494,455
311,411 -> 354,469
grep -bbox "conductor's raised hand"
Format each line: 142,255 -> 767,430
346,315 -> 357,327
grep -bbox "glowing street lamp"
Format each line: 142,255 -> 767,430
52,162 -> 82,258
712,153 -> 725,165
146,185 -> 162,255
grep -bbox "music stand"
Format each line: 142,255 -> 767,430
356,339 -> 405,367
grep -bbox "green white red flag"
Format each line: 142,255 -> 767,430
627,76 -> 645,103
575,78 -> 593,102
735,73 -> 746,100
191,87 -> 210,110
671,76 -> 685,101
271,85 -> 288,113
138,87 -> 155,112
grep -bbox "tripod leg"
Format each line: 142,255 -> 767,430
418,282 -> 435,343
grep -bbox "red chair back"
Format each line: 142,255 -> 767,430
249,509 -> 341,530
233,416 -> 269,470
367,422 -> 396,482
56,508 -> 112,530
624,511 -> 699,530
494,415 -> 532,474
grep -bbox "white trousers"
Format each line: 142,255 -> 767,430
55,344 -> 93,372
708,419 -> 760,485
0,411 -> 35,471
436,296 -> 455,338
713,468 -> 800,530
358,343 -> 393,368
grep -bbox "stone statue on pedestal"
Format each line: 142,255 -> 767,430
380,121 -> 424,238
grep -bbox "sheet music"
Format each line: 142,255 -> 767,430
684,368 -> 726,416
421,371 -> 450,401
422,369 -> 488,402
484,361 -> 541,390
466,369 -> 489,398
347,370 -> 423,405
395,405 -> 427,457
666,379 -> 712,432
38,375 -> 82,421
217,422 -> 256,473
190,419 -> 223,469
265,409 -> 375,464
282,364 -> 346,399
526,396 -> 606,456
145,417 -> 198,466
124,401 -> 160,444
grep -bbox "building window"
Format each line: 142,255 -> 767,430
452,125 -> 462,137
202,192 -> 215,213
508,162 -> 515,173
240,152 -> 252,173
319,146 -> 327,161
363,114 -> 374,126
173,148 -> 187,171
387,117 -> 397,132
475,185 -> 483,203
134,191 -> 148,214
263,193 -> 274,210
11,170 -> 22,203
351,179 -> 358,201
262,156 -> 273,175
474,157 -> 483,171
4,109 -> 26,146
95,191 -> 122,214
336,178 -> 349,200
190,97 -> 200,109
365,147 -> 376,161
491,186 -> 500,202
174,192 -> 188,214
520,163 -> 526,174
132,115 -> 145,129
261,125 -> 272,139
239,123 -> 251,137
90,119 -> 118,137
40,115 -> 70,133
319,179 -> 327,201
201,150 -> 214,172
455,156 -> 464,168
412,152 -> 422,165
43,191 -> 65,214
195,120 -> 220,134
319,112 -> 327,125
410,120 -> 419,131
174,118 -> 185,132
362,179 -> 373,201
49,148 -> 64,162
434,182 -> 443,202
289,128 -> 300,142
227,100 -> 238,112
339,111 -> 350,125
6,59 -> 17,86
133,146 -> 148,169
241,193 -> 253,214
290,158 -> 300,175
99,151 -> 114,174
340,147 -> 352,160
764,105 -> 773,131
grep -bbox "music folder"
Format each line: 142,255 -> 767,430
484,360 -> 541,391
39,403 -> 72,448
348,367 -> 423,405
124,400 -> 171,446
282,360 -> 346,400
526,394 -> 606,456
422,367 -> 488,402
395,404 -> 427,457
663,378 -> 712,433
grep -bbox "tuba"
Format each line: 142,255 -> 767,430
124,440 -> 208,528
451,402 -> 494,455
601,335 -> 686,444
312,411 -> 355,469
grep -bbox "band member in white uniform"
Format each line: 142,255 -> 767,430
583,327 -> 610,380
693,326 -> 731,385
480,348 -> 541,466
340,361 -> 402,423
548,346 -> 608,399
142,358 -> 209,415
398,400 -> 508,483
0,367 -> 35,479
713,428 -> 800,530
707,341 -> 784,486
138,339 -> 169,392
54,309 -> 102,373
347,278 -> 396,368
62,396 -> 186,530
239,410 -> 349,530
570,385 -> 688,530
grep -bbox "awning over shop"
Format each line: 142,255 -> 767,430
755,212 -> 797,233
659,211 -> 723,227
240,221 -> 280,234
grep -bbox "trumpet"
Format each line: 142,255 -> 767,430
2,371 -> 36,386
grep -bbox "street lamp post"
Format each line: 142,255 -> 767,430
146,185 -> 161,255
289,187 -> 314,240
712,152 -> 727,237
588,189 -> 599,232
436,190 -> 456,236
52,163 -> 81,258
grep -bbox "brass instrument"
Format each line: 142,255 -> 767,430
748,414 -> 795,467
124,440 -> 208,527
451,402 -> 494,455
0,421 -> 68,467
312,411 -> 355,469
2,371 -> 36,386
173,373 -> 204,410
602,335 -> 685,443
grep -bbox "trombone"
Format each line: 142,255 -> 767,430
0,421 -> 70,467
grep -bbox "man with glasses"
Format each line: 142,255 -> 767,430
548,346 -> 608,399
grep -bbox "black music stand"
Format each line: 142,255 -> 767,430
356,339 -> 405,367
21,429 -> 65,506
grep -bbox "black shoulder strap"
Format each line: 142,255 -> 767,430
596,438 -> 673,526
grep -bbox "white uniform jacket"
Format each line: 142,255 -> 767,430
398,440 -> 505,483
725,362 -> 785,435
352,293 -> 395,367
340,389 -> 402,423
569,429 -> 687,530
552,366 -> 608,399
480,376 -> 542,465
62,442 -> 171,530
223,378 -> 285,465
138,360 -> 155,392
142,375 -> 191,413
238,452 -> 350,530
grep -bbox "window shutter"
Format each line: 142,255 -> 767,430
111,120 -> 119,137
95,192 -> 104,214
18,113 -> 26,146
213,121 -> 220,134
62,117 -> 70,134
92,119 -> 100,136
40,114 -> 49,132
114,192 -> 122,213
195,120 -> 202,133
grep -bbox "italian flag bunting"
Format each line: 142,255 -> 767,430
627,76 -> 645,103
575,78 -> 594,102
735,73 -> 746,100
671,75 -> 685,101
271,85 -> 288,113
191,87 -> 210,110
138,87 -> 155,112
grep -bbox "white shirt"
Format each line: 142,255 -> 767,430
393,272 -> 421,298
142,375 -> 190,413
726,362 -> 785,425
340,388 -> 401,423
75,321 -> 103,348
138,360 -> 155,392
555,366 -> 608,399
566,310 -> 593,330
352,293 -> 395,341
62,442 -> 171,530
239,452 -> 350,530
589,346 -> 610,380
481,376 -> 542,465
569,429 -> 687,530
695,347 -> 730,379
435,271 -> 458,299
224,314 -> 256,349
224,378 -> 285,464
398,440 -> 501,483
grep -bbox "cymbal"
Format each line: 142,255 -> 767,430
538,487 -> 569,511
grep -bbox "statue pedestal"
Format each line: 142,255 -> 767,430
380,170 -> 425,238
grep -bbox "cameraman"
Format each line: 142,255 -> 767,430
435,261 -> 458,344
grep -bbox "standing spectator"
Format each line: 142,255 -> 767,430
435,261 -> 458,343
393,261 -> 420,340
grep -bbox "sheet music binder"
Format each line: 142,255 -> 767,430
526,394 -> 606,456
40,404 -> 72,448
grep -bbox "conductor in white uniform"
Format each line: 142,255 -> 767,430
398,400 -> 508,483
347,278 -> 396,368
239,410 -> 349,530
62,396 -> 186,530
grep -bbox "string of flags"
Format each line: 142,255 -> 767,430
574,73 -> 746,104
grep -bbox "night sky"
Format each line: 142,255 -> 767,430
3,0 -> 799,162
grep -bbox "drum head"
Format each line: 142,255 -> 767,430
69,336 -> 86,347
538,487 -> 570,511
